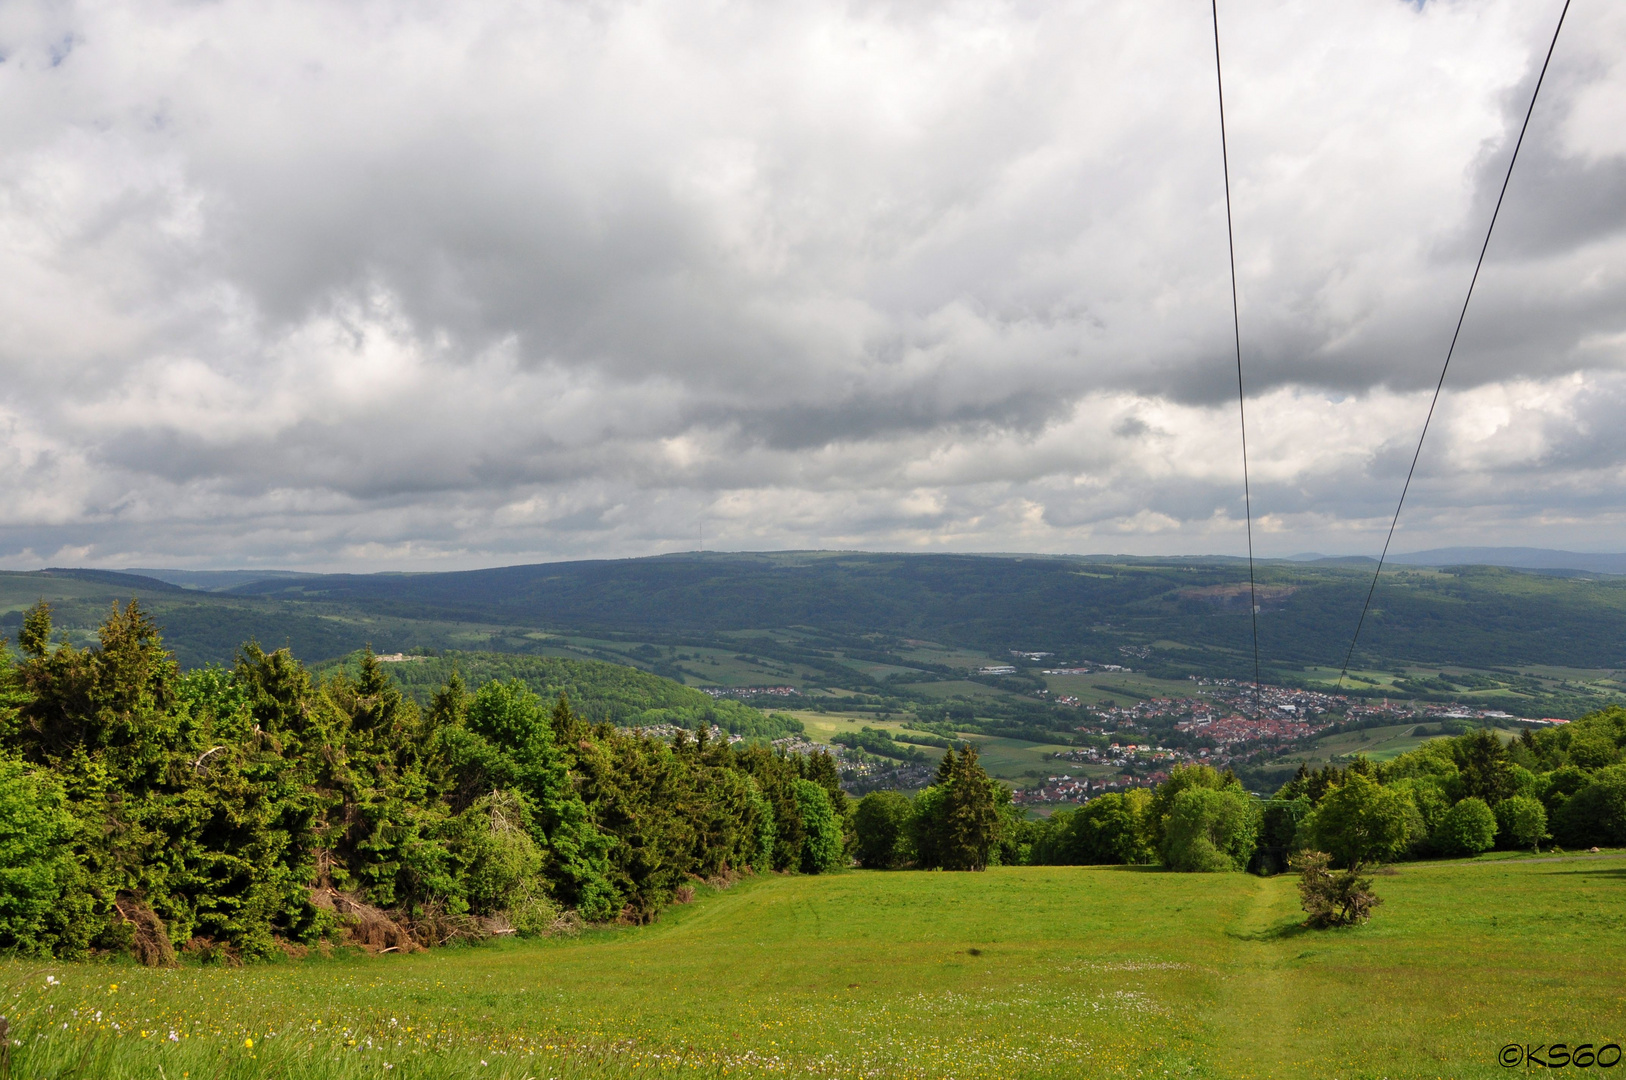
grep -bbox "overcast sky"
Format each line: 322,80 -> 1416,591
1,0 -> 1622,571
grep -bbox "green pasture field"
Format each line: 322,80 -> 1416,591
1270,723 -> 1443,767
5,855 -> 1623,1079
894,680 -> 1013,703
892,641 -> 998,669
1300,662 -> 1626,716
1271,724 -> 1528,770
543,636 -> 813,690
960,735 -> 1081,783
778,711 -> 917,745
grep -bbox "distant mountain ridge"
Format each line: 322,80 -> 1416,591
6,550 -> 1626,685
117,547 -> 1626,592
124,568 -> 322,591
1389,548 -> 1626,575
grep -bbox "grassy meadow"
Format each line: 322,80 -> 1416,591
6,854 -> 1623,1080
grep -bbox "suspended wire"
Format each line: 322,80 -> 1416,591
1210,0 -> 1262,714
1338,0 -> 1572,689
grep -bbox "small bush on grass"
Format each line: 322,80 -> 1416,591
1291,850 -> 1382,928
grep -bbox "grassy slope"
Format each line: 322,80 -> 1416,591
8,855 -> 1623,1079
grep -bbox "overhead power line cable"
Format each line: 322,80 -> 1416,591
1338,0 -> 1572,689
1210,0 -> 1262,714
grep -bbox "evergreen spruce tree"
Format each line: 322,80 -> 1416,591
941,743 -> 999,871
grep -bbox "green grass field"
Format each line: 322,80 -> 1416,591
7,854 -> 1623,1079
959,735 -> 1079,781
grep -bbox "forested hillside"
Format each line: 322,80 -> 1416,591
7,552 -> 1626,715
322,651 -> 803,738
100,553 -> 1626,672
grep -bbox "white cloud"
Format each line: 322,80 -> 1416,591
0,0 -> 1621,570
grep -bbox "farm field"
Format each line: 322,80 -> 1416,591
1040,671 -> 1197,704
1270,723 -> 1444,767
961,734 -> 1081,782
780,712 -> 1084,786
8,855 -> 1624,1080
1269,723 -> 1528,769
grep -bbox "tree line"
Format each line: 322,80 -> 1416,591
854,707 -> 1626,921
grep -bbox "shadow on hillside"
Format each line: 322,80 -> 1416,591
1225,920 -> 1311,943
1549,866 -> 1626,880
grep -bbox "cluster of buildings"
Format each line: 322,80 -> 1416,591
1184,678 -> 1350,720
618,723 -> 743,744
1341,699 -> 1516,724
1011,769 -> 1171,806
1052,742 -> 1182,767
701,685 -> 801,699
1174,711 -> 1334,746
1039,662 -> 1130,675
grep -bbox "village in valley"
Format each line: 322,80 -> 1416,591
660,647 -> 1545,807
1010,675 -> 1531,805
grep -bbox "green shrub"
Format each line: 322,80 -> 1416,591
1300,772 -> 1420,868
1434,797 -> 1498,856
1495,795 -> 1547,851
0,755 -> 77,955
506,883 -> 563,937
446,790 -> 546,914
1161,787 -> 1259,873
1551,764 -> 1626,848
794,779 -> 843,874
1031,790 -> 1156,866
1291,849 -> 1382,928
